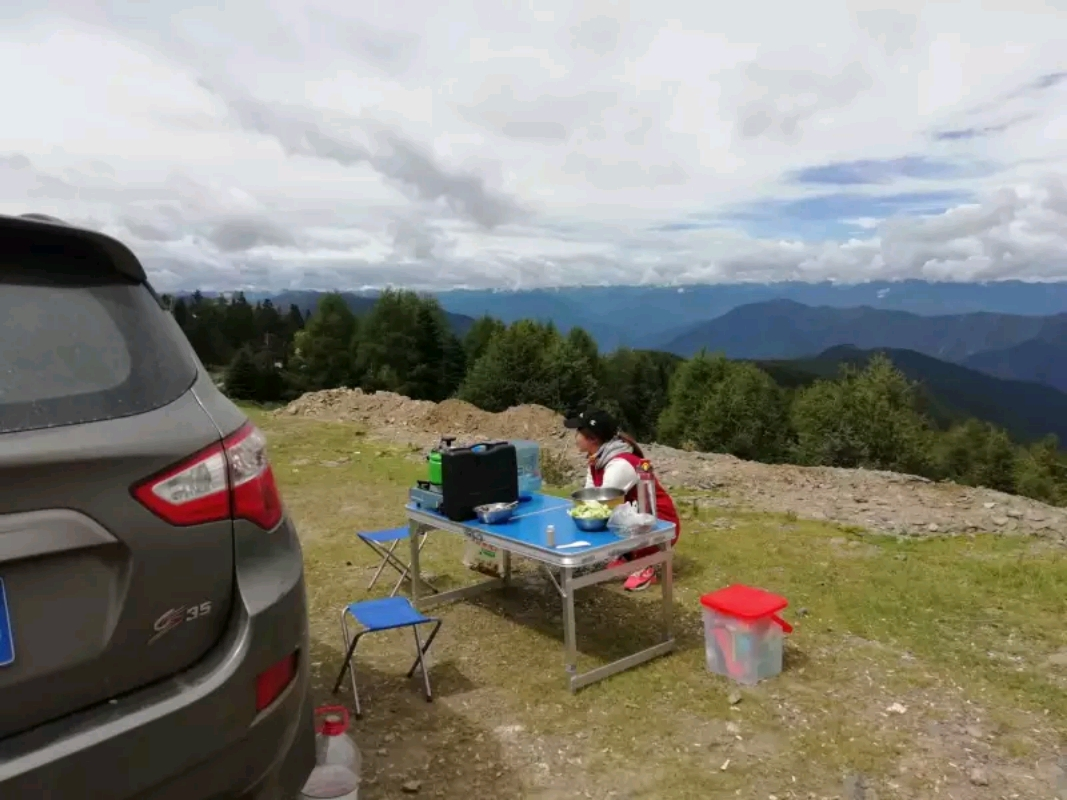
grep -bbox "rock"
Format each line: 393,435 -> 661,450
1045,648 -> 1067,667
403,779 -> 423,793
843,772 -> 868,799
927,523 -> 940,532
991,516 -> 1009,527
964,725 -> 984,739
727,689 -> 742,705
968,766 -> 990,786
1005,509 -> 1022,518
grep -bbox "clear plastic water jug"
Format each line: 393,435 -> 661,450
300,705 -> 362,800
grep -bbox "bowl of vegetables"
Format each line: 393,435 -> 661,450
568,499 -> 614,532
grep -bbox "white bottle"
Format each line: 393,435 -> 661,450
301,706 -> 362,799
545,524 -> 556,547
637,462 -> 657,520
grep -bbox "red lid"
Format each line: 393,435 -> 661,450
314,705 -> 349,736
700,584 -> 788,620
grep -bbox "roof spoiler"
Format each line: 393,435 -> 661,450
0,213 -> 148,283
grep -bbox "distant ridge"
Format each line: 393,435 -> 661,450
175,281 -> 1067,351
660,299 -> 1066,364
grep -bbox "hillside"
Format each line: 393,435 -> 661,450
757,345 -> 1067,443
278,388 -> 1067,539
259,404 -> 1067,800
963,338 -> 1067,393
661,299 -> 1067,364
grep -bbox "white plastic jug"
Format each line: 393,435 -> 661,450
300,705 -> 362,800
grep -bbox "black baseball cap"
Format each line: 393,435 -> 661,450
563,409 -> 618,440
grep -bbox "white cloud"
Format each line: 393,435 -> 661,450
0,0 -> 1064,291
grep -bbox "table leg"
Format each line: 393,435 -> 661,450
502,550 -> 512,586
409,520 -> 424,607
661,542 -> 674,642
562,566 -> 578,692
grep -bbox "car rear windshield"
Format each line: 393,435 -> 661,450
1,257 -> 197,435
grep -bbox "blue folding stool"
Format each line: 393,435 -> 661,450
333,597 -> 442,718
357,527 -> 438,597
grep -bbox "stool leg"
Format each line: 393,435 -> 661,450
389,531 -> 432,597
367,540 -> 400,591
339,611 -> 363,718
388,552 -> 408,598
412,626 -> 433,702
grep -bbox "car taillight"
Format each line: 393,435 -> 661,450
255,651 -> 298,711
132,422 -> 284,530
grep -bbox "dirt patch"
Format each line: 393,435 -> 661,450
278,390 -> 1067,541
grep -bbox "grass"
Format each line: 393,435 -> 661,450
249,408 -> 1067,799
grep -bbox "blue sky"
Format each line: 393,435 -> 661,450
726,190 -> 971,241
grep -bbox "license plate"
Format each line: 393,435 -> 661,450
0,579 -> 14,667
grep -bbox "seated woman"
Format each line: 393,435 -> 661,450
564,409 -> 680,591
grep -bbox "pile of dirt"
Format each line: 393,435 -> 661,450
278,389 -> 1067,541
281,388 -> 439,427
280,389 -> 569,445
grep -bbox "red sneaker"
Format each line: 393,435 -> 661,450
623,566 -> 657,592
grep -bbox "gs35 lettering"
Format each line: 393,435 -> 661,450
149,601 -> 213,645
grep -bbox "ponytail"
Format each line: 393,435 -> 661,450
618,432 -> 644,459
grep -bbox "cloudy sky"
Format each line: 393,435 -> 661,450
2,0 -> 1066,292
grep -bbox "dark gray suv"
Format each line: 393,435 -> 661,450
0,214 -> 315,799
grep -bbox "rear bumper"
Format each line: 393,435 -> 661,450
0,517 -> 315,800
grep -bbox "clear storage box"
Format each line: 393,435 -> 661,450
700,585 -> 793,686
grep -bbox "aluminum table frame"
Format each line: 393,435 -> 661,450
406,502 -> 675,693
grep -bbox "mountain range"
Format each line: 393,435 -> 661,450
661,299 -> 1067,394
188,282 -> 1066,402
432,281 -> 1067,350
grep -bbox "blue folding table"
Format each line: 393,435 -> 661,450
406,493 -> 676,693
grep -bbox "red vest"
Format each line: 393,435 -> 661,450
589,452 -> 680,539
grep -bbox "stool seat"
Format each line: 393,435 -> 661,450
358,527 -> 408,544
347,597 -> 430,632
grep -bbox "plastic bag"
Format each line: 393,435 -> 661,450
608,503 -> 656,536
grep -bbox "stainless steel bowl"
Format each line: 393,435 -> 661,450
570,487 -> 625,507
474,501 -> 518,524
571,515 -> 609,532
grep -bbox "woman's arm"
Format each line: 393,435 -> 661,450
600,460 -> 639,493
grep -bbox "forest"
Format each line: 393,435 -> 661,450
162,290 -> 1067,506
